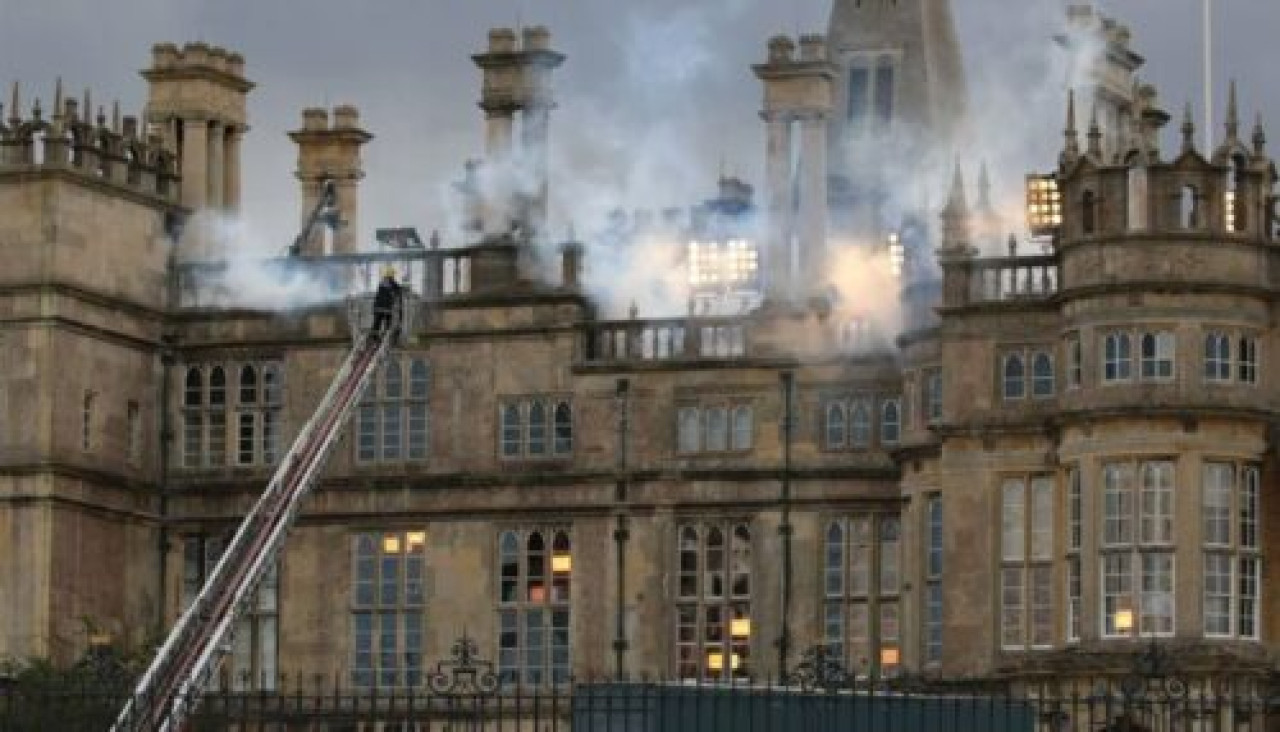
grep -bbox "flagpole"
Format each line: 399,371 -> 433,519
1204,0 -> 1213,151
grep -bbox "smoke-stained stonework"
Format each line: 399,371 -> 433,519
0,0 -> 1277,696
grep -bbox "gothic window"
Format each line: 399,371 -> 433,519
849,401 -> 872,448
880,399 -> 901,446
1031,352 -> 1054,398
1103,333 -> 1132,383
1101,461 -> 1175,638
925,370 -> 942,424
1001,477 -> 1054,650
873,56 -> 895,126
1140,332 -> 1176,381
675,522 -> 752,681
184,535 -> 279,691
1203,463 -> 1261,639
351,531 -> 426,689
1238,336 -> 1258,384
183,369 -> 203,468
825,402 -> 847,449
237,366 -> 258,466
358,358 -> 430,464
676,403 -> 753,455
1066,468 -> 1082,643
497,529 -> 572,687
498,397 -> 573,460
847,65 -> 870,127
823,515 -> 901,677
262,365 -> 282,465
1003,354 -> 1026,400
1204,332 -> 1232,382
705,407 -> 729,452
678,407 -> 701,454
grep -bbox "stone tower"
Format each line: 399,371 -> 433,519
288,106 -> 373,256
825,0 -> 967,240
143,42 -> 254,259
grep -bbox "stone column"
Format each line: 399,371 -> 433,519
207,120 -> 224,211
763,112 -> 795,302
798,111 -> 829,290
223,126 -> 242,213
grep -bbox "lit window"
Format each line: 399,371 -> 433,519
497,529 -> 572,687
1025,175 -> 1063,235
676,522 -> 752,682
351,531 -> 426,689
1101,460 -> 1175,638
823,516 -> 900,677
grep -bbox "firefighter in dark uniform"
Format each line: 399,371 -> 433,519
371,267 -> 402,338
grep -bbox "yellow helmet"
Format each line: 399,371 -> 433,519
382,266 -> 397,279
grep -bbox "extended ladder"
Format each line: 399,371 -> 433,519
112,327 -> 397,732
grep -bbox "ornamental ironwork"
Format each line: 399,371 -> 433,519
427,633 -> 500,697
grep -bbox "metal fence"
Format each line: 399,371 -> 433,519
4,641 -> 1280,731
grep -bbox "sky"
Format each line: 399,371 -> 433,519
1,0 -> 1277,254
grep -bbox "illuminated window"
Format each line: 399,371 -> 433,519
1025,175 -> 1063,235
676,522 -> 752,682
352,531 -> 426,689
687,239 -> 760,288
823,515 -> 900,677
184,535 -> 278,691
1101,460 -> 1175,638
498,529 -> 572,687
358,358 -> 430,464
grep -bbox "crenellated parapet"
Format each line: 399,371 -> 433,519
0,80 -> 179,203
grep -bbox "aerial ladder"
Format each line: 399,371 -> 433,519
112,194 -> 407,732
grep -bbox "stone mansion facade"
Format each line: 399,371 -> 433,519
0,0 -> 1277,695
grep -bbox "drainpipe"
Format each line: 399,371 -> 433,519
155,212 -> 181,638
612,379 -> 631,681
777,371 -> 795,683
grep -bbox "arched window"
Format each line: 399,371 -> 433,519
731,405 -> 753,451
676,522 -> 752,681
850,401 -> 871,448
262,365 -> 283,465
730,524 -> 751,598
1140,332 -> 1175,381
824,522 -> 845,598
1180,185 -> 1199,229
825,402 -> 847,449
881,399 -> 901,445
499,532 -> 520,603
678,407 -> 701,454
528,401 -> 548,456
874,56 -> 895,125
705,406 -> 729,452
553,402 -> 573,455
679,527 -> 700,599
1204,332 -> 1231,382
1082,190 -> 1098,235
1003,354 -> 1026,399
1032,352 -> 1054,398
208,366 -> 227,467
494,527 -> 571,685
1104,333 -> 1132,382
705,528 -> 726,599
210,366 -> 227,407
239,365 -> 258,405
526,532 -> 546,603
500,404 -> 523,457
184,368 -> 203,407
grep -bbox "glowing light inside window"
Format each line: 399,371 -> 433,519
1225,191 -> 1237,232
880,647 -> 901,667
1026,175 -> 1063,235
730,617 -> 752,638
688,239 -> 759,288
888,233 -> 905,278
407,531 -> 426,552
382,535 -> 402,554
552,553 -> 572,574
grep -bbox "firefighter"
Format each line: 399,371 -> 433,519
371,267 -> 402,338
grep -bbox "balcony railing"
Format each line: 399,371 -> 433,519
583,318 -> 749,364
176,250 -> 473,309
968,255 -> 1059,303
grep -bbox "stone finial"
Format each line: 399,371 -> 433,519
977,162 -> 993,212
302,107 -> 328,131
945,162 -> 968,214
1181,102 -> 1196,153
9,82 -> 20,125
1062,88 -> 1080,164
1225,80 -> 1240,143
96,105 -> 106,128
31,97 -> 42,121
940,162 -> 972,253
767,35 -> 796,63
1253,114 -> 1267,158
332,104 -> 360,130
52,78 -> 63,120
82,88 -> 91,124
1086,104 -> 1103,158
111,100 -> 120,132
